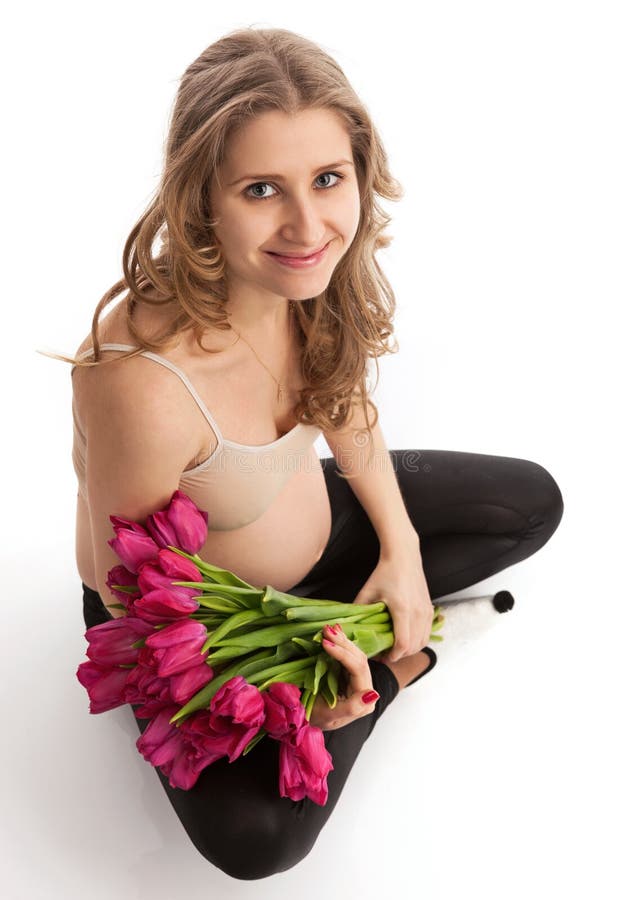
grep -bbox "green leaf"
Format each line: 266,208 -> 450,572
108,585 -> 139,596
250,657 -> 316,690
193,594 -> 242,614
290,637 -> 321,655
166,549 -> 257,590
208,619 -> 337,650
242,729 -> 267,756
283,601 -> 388,623
304,688 -> 316,721
312,653 -> 329,695
201,608 -> 266,652
259,584 -> 348,616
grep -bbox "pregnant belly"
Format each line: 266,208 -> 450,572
195,455 -> 332,591
76,451 -> 333,596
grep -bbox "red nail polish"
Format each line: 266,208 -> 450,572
362,690 -> 380,704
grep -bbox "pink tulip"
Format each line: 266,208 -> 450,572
169,663 -> 214,705
105,565 -> 139,611
161,745 -> 217,790
136,704 -> 189,767
146,490 -> 209,555
278,723 -> 334,806
181,709 -> 257,768
108,517 -> 160,574
123,662 -> 172,718
186,676 -> 266,763
144,619 -> 208,678
179,710 -> 239,765
86,617 -> 155,667
262,682 -> 307,740
135,706 -> 217,789
76,660 -> 131,713
132,588 -> 200,625
137,550 -> 202,601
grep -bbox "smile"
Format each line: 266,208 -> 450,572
265,241 -> 331,269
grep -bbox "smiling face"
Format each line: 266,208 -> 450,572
208,108 -> 362,318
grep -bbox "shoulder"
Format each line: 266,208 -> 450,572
72,313 -> 207,468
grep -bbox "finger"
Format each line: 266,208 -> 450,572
322,624 -> 371,694
420,609 -> 435,650
386,608 -> 412,662
312,692 -> 377,732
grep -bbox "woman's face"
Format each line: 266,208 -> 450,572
209,107 -> 362,305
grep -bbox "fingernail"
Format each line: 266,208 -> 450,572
362,690 -> 380,704
327,624 -> 339,634
322,638 -> 333,647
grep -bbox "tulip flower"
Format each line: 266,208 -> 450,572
105,565 -> 139,611
137,706 -> 228,790
144,619 -> 209,678
76,660 -> 131,713
146,489 -> 209,555
85,617 -> 155,667
278,723 -> 334,806
262,682 -> 307,740
183,676 -> 265,763
178,709 -> 240,767
136,705 -> 191,769
123,661 -> 173,718
132,588 -> 201,625
168,663 -> 214,706
108,517 -> 160,574
137,550 -> 203,598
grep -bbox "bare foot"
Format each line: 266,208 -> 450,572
376,649 -> 433,691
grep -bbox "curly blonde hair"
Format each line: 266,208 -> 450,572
39,26 -> 404,474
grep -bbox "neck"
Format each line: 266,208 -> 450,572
228,301 -> 293,348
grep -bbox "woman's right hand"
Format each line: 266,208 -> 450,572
308,623 -> 380,732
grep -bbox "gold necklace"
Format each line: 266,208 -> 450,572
232,302 -> 294,403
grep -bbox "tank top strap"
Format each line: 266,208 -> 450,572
72,342 -> 224,442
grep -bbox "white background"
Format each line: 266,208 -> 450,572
2,1 -> 624,897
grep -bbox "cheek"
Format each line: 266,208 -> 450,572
218,214 -> 259,248
337,189 -> 362,234
340,201 -> 361,244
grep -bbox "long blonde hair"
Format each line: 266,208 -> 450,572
39,26 -> 404,475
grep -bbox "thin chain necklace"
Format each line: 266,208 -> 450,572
231,301 -> 295,403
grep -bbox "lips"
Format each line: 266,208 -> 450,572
268,241 -> 330,259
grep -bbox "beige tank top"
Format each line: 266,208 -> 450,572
71,343 -> 322,531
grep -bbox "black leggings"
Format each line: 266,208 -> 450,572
81,448 -> 564,880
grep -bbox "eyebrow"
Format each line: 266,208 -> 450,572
228,159 -> 355,187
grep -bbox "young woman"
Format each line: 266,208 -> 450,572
49,27 -> 563,879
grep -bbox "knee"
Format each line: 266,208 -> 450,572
525,461 -> 565,542
189,807 -> 312,880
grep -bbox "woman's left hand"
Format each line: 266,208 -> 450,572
352,538 -> 434,664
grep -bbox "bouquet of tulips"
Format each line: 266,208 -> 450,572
77,490 -> 444,806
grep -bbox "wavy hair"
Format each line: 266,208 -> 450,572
39,26 -> 404,475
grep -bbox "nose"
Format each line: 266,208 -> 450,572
278,190 -> 328,247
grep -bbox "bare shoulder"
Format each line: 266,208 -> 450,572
72,307 -> 215,469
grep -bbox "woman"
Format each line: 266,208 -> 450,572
47,27 -> 563,879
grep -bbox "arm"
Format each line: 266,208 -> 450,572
84,359 -> 202,614
324,400 -> 433,661
323,402 -> 419,560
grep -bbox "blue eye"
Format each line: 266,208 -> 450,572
244,171 -> 345,201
